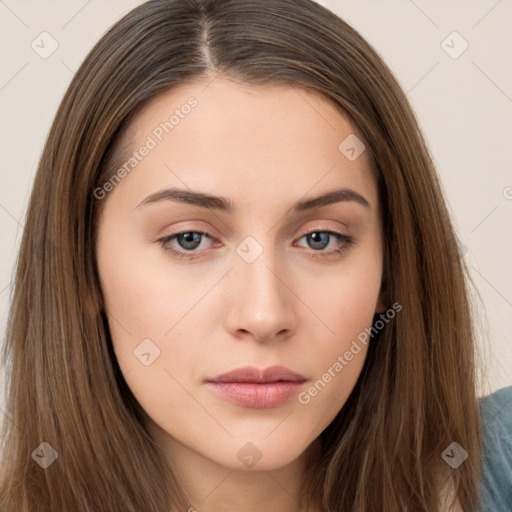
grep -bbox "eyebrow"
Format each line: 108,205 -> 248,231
136,186 -> 371,212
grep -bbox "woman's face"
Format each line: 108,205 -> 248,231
96,76 -> 385,472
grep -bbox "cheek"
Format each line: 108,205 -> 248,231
96,234 -> 232,404
318,273 -> 378,317
292,254 -> 382,409
308,254 -> 383,344
99,259 -> 210,374
96,221 -> 182,368
97,251 -> 213,431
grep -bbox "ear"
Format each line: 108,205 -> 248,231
374,285 -> 388,314
375,298 -> 387,315
375,266 -> 390,314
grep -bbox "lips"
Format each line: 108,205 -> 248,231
204,365 -> 307,409
205,365 -> 307,384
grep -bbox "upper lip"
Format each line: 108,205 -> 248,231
205,365 -> 307,384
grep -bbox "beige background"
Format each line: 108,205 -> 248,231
1,0 -> 511,407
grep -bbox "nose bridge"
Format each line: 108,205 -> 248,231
225,234 -> 297,340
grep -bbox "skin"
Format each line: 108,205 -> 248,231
96,75 -> 387,512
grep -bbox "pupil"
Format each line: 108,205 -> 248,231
309,232 -> 328,250
179,232 -> 201,250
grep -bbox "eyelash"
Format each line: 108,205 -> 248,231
157,228 -> 355,260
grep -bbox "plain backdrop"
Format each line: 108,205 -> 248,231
1,0 -> 511,411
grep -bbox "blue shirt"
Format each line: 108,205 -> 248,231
479,385 -> 512,511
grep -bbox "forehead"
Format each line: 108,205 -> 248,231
109,76 -> 378,211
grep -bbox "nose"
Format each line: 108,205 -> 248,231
224,250 -> 298,343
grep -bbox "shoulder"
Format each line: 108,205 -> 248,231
478,385 -> 512,511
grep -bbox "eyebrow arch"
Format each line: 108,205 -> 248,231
135,186 -> 371,212
292,188 -> 370,211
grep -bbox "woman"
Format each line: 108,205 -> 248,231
0,0 -> 510,510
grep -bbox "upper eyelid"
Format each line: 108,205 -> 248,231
161,226 -> 350,248
161,219 -> 349,238
162,226 -> 348,241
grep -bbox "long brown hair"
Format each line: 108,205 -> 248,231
0,0 -> 487,510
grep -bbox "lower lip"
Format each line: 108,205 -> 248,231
205,381 -> 304,408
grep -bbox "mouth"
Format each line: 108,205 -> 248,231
204,365 -> 307,409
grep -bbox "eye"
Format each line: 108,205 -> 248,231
157,231 -> 215,259
157,229 -> 355,260
295,230 -> 354,259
